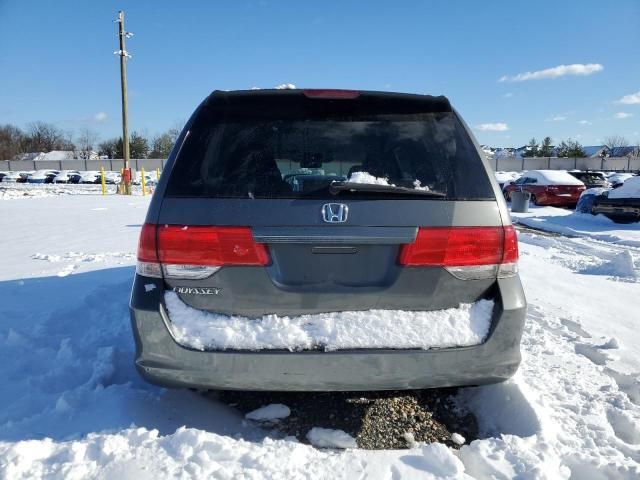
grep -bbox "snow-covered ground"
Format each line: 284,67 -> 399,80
512,205 -> 640,247
0,190 -> 639,479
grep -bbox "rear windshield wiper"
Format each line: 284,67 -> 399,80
329,181 -> 446,198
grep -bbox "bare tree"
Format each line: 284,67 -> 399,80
76,128 -> 99,159
603,135 -> 629,157
0,124 -> 26,160
24,122 -> 74,152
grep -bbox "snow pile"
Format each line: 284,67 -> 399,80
245,404 -> 291,421
347,171 -> 392,185
275,83 -> 297,89
307,428 -> 357,449
164,292 -> 494,351
413,179 -> 430,191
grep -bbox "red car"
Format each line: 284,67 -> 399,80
503,170 -> 585,207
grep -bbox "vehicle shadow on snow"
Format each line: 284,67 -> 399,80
0,267 -> 261,443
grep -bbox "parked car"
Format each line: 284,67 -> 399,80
503,170 -> 586,207
26,170 -> 59,184
103,172 -> 122,184
1,171 -> 28,183
0,172 -> 7,182
132,172 -> 157,186
79,171 -> 100,184
494,171 -> 521,190
567,171 -> 609,189
591,176 -> 640,223
52,170 -> 80,183
130,89 -> 526,391
607,173 -> 636,189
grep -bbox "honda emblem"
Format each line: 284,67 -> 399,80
321,203 -> 349,223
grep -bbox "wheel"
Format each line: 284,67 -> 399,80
530,194 -> 538,206
503,190 -> 511,202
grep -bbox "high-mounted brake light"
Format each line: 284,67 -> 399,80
399,226 -> 518,280
136,224 -> 270,279
303,89 -> 360,99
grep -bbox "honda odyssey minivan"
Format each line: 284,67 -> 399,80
130,89 -> 526,391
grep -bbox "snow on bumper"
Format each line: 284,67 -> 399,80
163,291 -> 494,352
129,276 -> 526,391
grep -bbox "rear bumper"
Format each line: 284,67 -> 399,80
592,200 -> 640,222
538,193 -> 580,206
129,276 -> 526,391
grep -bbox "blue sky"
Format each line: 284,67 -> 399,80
1,0 -> 639,147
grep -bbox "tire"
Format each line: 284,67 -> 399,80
530,194 -> 538,206
503,190 -> 511,202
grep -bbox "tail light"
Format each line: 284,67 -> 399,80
399,226 -> 519,280
303,89 -> 360,99
136,224 -> 270,279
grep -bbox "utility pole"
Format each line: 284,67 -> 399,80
114,10 -> 133,194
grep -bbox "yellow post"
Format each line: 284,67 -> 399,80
141,166 -> 146,196
100,166 -> 106,195
156,167 -> 160,180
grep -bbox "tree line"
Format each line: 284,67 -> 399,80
522,135 -> 637,158
0,122 -> 182,160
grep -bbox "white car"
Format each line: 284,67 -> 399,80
52,170 -> 80,183
1,171 -> 24,183
79,171 -> 100,184
494,171 -> 521,189
607,173 -> 636,189
26,170 -> 59,184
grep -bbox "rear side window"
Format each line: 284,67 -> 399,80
166,111 -> 493,200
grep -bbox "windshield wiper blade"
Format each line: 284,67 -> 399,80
329,181 -> 446,198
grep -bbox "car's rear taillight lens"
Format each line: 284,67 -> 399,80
303,89 -> 360,99
136,224 -> 270,279
399,226 -> 518,279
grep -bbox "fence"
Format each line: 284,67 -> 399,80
0,158 -> 166,172
2,156 -> 640,174
492,156 -> 640,172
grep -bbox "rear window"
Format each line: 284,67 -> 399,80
166,109 -> 493,200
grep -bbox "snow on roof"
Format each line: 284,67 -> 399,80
40,151 -> 75,161
608,176 -> 640,199
528,170 -> 585,185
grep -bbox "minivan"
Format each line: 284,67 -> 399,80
130,89 -> 526,391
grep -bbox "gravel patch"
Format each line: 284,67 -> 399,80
217,389 -> 478,450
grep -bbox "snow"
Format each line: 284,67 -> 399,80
512,206 -> 640,247
530,169 -> 585,185
245,404 -> 291,421
164,292 -> 493,351
306,428 -> 357,449
609,176 -> 640,199
450,433 -> 465,445
0,187 -> 639,478
347,171 -> 392,185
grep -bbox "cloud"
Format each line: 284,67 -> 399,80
502,92 -> 514,98
616,91 -> 640,105
614,112 -> 633,119
499,63 -> 603,82
94,112 -> 107,122
549,116 -> 566,121
475,122 -> 509,132
578,120 -> 592,125
275,83 -> 297,89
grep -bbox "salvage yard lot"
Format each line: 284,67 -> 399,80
0,187 -> 639,479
